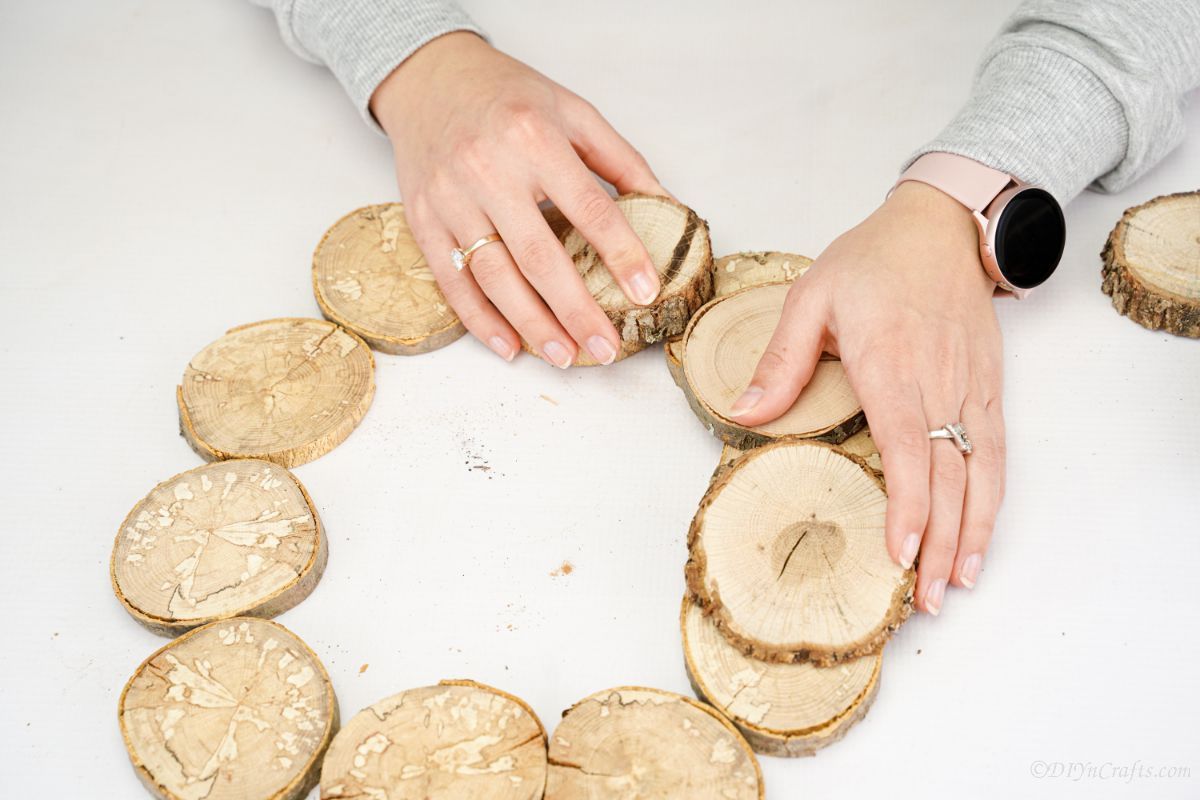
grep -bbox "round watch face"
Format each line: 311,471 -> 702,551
993,187 -> 1066,289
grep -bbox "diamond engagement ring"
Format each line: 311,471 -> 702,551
929,422 -> 973,454
450,234 -> 503,271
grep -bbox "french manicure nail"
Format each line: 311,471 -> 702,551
488,336 -> 515,362
586,336 -> 617,366
899,532 -> 921,569
960,554 -> 981,589
925,579 -> 946,616
727,386 -> 764,417
628,270 -> 660,306
542,340 -> 572,369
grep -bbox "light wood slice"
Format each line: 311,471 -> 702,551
545,686 -> 761,799
686,441 -> 913,665
526,193 -> 713,365
664,335 -> 685,388
321,680 -> 547,799
713,251 -> 813,298
177,318 -> 375,468
111,460 -> 326,636
118,617 -> 338,800
839,427 -> 883,478
681,597 -> 881,757
682,283 -> 863,448
313,203 -> 467,354
1101,191 -> 1200,337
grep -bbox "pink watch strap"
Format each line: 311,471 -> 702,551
896,152 -> 1014,212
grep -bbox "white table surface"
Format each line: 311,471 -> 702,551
3,2 -> 1198,797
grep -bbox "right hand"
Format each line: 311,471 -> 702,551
370,32 -> 669,367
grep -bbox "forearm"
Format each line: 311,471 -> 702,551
250,0 -> 485,131
909,0 -> 1200,203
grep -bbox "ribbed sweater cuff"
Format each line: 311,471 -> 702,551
905,45 -> 1128,204
285,0 -> 485,135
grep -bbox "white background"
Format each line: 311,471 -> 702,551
2,2 -> 1198,798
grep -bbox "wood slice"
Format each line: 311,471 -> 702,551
685,441 -> 914,665
546,686 -> 761,799
526,193 -> 714,365
1101,191 -> 1200,337
111,460 -> 326,636
713,251 -> 813,298
681,597 -> 881,757
682,283 -> 864,448
177,318 -> 375,468
839,427 -> 883,478
313,203 -> 467,355
321,680 -> 547,799
118,618 -> 338,800
664,335 -> 685,388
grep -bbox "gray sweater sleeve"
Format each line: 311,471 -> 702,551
909,0 -> 1200,204
250,0 -> 485,132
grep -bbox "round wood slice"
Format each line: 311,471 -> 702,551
313,203 -> 467,354
177,318 -> 375,468
685,441 -> 914,665
713,251 -> 813,298
525,193 -> 713,365
1101,191 -> 1200,337
321,680 -> 547,799
681,597 -> 881,757
546,686 -> 761,799
839,427 -> 883,478
111,460 -> 326,637
118,617 -> 338,800
682,283 -> 863,448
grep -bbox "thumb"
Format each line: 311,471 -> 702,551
727,285 -> 828,426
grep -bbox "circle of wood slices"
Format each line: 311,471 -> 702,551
313,203 -> 467,354
681,283 -> 863,448
118,617 -> 338,800
526,193 -> 713,365
685,441 -> 913,665
177,318 -> 375,468
1101,191 -> 1200,337
320,680 -> 547,799
546,686 -> 761,799
111,459 -> 326,637
681,597 -> 881,757
713,251 -> 813,298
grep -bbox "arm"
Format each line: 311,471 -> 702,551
252,0 -> 668,367
734,0 -> 1200,615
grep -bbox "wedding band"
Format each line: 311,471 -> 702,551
929,422 -> 973,454
450,234 -> 503,271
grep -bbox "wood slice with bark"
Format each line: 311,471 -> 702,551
1101,191 -> 1200,337
681,597 -> 881,757
839,426 -> 883,479
545,686 -> 761,799
686,441 -> 914,666
526,193 -> 714,365
111,460 -> 326,636
713,251 -> 813,298
681,283 -> 863,448
177,318 -> 375,468
118,617 -> 338,800
664,335 -> 685,388
320,680 -> 547,799
313,203 -> 467,355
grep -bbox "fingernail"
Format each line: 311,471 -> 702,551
898,532 -> 921,569
727,386 -> 764,417
586,335 -> 617,366
542,340 -> 572,369
960,554 -> 981,589
925,579 -> 946,616
488,336 -> 515,362
628,270 -> 660,306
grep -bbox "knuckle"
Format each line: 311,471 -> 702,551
504,103 -> 552,147
755,348 -> 790,377
467,251 -> 508,286
573,187 -> 618,232
933,458 -> 967,490
890,428 -> 928,458
928,536 -> 959,558
558,304 -> 594,333
514,238 -> 560,280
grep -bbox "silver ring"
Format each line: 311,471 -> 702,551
450,233 -> 503,271
929,422 -> 972,454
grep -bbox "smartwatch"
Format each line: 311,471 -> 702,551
894,152 -> 1066,297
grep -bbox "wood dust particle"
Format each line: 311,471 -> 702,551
539,394 -> 559,406
358,663 -> 369,674
549,561 -> 574,577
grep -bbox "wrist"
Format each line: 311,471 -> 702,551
370,31 -> 490,137
879,182 -> 995,296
